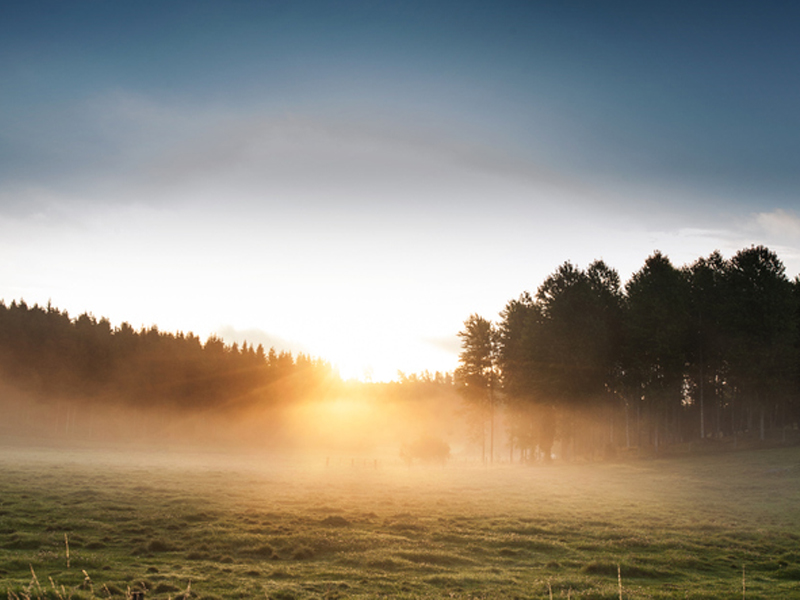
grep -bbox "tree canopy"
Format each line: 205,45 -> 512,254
460,245 -> 800,461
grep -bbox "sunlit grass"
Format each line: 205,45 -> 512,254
1,445 -> 799,598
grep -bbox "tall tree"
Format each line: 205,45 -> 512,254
723,246 -> 796,440
534,261 -> 623,458
624,251 -> 690,451
684,251 -> 728,440
495,261 -> 623,460
496,293 -> 551,461
455,314 -> 498,463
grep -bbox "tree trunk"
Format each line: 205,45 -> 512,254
489,394 -> 494,465
636,401 -> 641,448
481,421 -> 486,464
699,362 -> 705,440
625,401 -> 630,449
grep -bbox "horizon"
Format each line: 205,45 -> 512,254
1,239 -> 796,384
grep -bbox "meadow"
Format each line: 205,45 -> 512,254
1,444 -> 800,599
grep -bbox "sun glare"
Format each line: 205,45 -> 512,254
287,396 -> 380,449
323,397 -> 371,419
269,299 -> 457,382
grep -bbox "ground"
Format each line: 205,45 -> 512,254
1,443 -> 800,599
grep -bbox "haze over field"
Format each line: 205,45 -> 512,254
2,1 -> 800,380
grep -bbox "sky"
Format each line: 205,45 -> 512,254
2,1 -> 799,381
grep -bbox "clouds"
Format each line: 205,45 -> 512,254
751,210 -> 800,268
1,85 -> 587,220
756,209 -> 800,240
4,1 -> 799,220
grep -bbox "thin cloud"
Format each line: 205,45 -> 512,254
1,89 -> 589,217
424,334 -> 461,357
756,209 -> 800,239
138,108 -> 586,206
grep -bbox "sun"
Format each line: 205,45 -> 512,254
203,271 -> 459,383
314,331 -> 395,382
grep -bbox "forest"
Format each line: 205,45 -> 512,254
0,299 -> 335,411
0,300 -> 459,451
1,244 -> 798,462
457,245 -> 800,462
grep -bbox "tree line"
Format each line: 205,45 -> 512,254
0,300 -> 336,413
0,300 -> 461,450
4,245 -> 797,459
456,245 -> 800,462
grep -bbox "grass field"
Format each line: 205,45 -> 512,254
1,444 -> 800,599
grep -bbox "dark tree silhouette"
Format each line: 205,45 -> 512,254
495,261 -> 623,460
496,292 -> 546,461
455,314 -> 498,463
722,246 -> 796,441
487,245 -> 800,460
683,251 -> 728,440
623,252 -> 690,451
0,300 -> 339,442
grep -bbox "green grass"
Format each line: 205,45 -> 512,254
1,444 -> 800,598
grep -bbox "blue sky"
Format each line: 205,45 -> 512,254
1,1 -> 799,379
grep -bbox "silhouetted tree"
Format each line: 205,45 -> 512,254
683,251 -> 728,440
0,300 -> 341,440
455,314 -> 498,463
623,252 -> 690,451
496,292 -> 546,461
722,246 -> 796,440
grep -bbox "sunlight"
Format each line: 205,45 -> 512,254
323,397 -> 370,419
240,283 -> 459,382
285,396 -> 380,450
